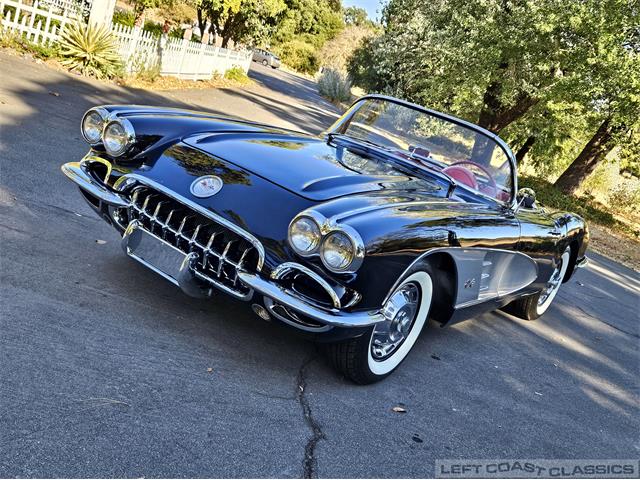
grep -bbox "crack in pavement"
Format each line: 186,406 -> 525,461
296,356 -> 325,479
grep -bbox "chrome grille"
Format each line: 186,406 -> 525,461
124,185 -> 260,299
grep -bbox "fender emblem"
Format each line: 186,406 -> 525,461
190,175 -> 223,198
464,278 -> 476,289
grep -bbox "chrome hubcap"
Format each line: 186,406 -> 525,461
371,282 -> 420,360
538,259 -> 564,306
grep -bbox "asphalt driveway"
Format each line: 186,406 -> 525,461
0,54 -> 638,478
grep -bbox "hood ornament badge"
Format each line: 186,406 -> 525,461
190,175 -> 223,198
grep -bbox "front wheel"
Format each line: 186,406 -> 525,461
503,247 -> 571,321
262,59 -> 268,66
324,271 -> 433,384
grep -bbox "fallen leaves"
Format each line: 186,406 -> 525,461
206,367 -> 213,373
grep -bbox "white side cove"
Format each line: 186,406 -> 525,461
444,248 -> 539,308
367,272 -> 433,376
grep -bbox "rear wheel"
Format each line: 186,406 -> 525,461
324,270 -> 433,384
503,247 -> 571,321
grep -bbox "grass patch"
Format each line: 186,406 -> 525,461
120,70 -> 253,90
0,30 -> 59,60
520,175 -> 639,238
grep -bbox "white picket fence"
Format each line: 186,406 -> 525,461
111,22 -> 252,80
0,0 -> 78,45
0,0 -> 252,79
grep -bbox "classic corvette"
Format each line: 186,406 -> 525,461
62,95 -> 588,383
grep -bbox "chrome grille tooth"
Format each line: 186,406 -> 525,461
153,201 -> 165,219
234,247 -> 253,285
217,240 -> 238,277
202,231 -> 219,269
177,215 -> 193,236
189,224 -> 202,253
141,193 -> 154,213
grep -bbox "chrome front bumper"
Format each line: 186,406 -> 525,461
61,160 -> 383,330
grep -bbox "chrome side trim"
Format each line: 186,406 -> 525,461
61,162 -> 129,208
238,271 -> 384,328
115,173 -> 265,271
270,262 -> 341,309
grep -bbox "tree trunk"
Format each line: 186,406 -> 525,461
196,8 -> 207,37
515,136 -> 536,164
554,119 -> 615,194
477,84 -> 539,134
221,35 -> 230,48
476,60 -> 539,134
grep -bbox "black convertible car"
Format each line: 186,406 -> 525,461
62,95 -> 588,383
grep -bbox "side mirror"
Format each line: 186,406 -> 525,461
516,188 -> 536,210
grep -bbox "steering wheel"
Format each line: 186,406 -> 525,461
448,160 -> 498,198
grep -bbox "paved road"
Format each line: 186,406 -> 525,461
1,55 -> 638,478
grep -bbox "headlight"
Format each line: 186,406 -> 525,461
289,217 -> 322,255
321,231 -> 355,271
81,107 -> 109,145
103,119 -> 135,157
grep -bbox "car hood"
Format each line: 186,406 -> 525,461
183,132 -> 446,201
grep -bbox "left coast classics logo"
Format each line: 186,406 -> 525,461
190,175 -> 224,198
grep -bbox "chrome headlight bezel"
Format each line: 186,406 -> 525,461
320,225 -> 364,273
288,211 -> 365,273
288,214 -> 323,257
81,107 -> 110,146
102,118 -> 136,157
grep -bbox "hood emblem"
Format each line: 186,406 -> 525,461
190,175 -> 223,198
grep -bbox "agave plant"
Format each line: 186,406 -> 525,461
58,22 -> 123,79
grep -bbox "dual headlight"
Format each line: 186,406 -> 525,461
289,214 -> 364,273
81,108 -> 135,157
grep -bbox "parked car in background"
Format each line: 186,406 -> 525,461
62,95 -> 588,384
252,48 -> 281,69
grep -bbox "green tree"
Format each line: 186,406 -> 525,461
552,0 -> 640,193
268,0 -> 344,73
129,0 -> 175,24
348,0 -> 639,189
344,6 -> 367,26
196,0 -> 286,47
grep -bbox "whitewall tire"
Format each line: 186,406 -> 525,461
324,270 -> 433,384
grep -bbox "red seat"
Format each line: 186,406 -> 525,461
442,166 -> 478,190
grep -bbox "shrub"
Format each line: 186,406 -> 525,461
112,9 -> 135,27
143,20 -> 163,36
224,66 -> 250,84
58,22 -> 123,79
133,59 -> 161,82
317,68 -> 352,103
169,27 -> 185,39
272,40 -> 319,74
608,181 -> 640,216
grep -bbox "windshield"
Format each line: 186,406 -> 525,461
335,98 -> 515,204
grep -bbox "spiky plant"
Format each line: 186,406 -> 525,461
58,22 -> 123,79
